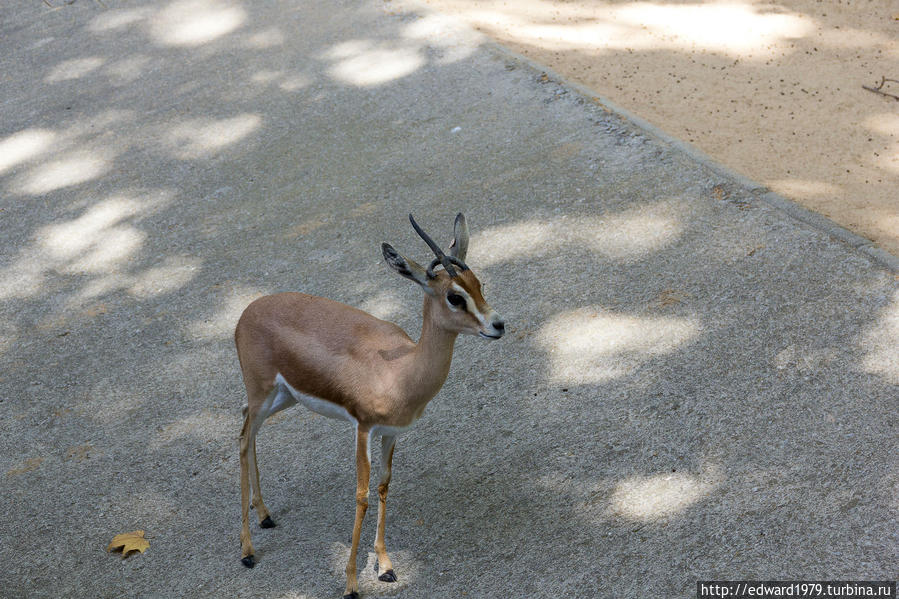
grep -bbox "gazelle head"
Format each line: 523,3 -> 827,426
382,213 -> 505,340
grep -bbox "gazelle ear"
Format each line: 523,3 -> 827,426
382,243 -> 436,295
449,212 -> 469,262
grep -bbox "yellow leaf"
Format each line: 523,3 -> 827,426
107,530 -> 149,558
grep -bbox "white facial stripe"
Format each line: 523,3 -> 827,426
448,284 -> 473,311
449,283 -> 488,324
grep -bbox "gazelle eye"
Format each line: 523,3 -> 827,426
447,293 -> 466,309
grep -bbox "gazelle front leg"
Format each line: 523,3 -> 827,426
344,426 -> 371,599
374,435 -> 397,582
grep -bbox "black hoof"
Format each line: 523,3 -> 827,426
378,569 -> 397,583
342,593 -> 359,599
260,516 -> 276,529
241,555 -> 255,568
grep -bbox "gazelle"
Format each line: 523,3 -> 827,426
235,213 -> 504,599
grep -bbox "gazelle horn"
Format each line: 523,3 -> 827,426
409,214 -> 468,278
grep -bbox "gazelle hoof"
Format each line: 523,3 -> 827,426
342,593 -> 359,599
241,555 -> 256,568
260,516 -> 276,528
378,569 -> 397,583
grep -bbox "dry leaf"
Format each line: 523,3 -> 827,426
712,184 -> 727,201
107,530 -> 149,558
284,217 -> 327,239
66,444 -> 92,461
82,303 -> 108,319
349,201 -> 378,218
656,289 -> 689,307
6,457 -> 44,476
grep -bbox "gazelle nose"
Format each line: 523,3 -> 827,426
493,319 -> 505,331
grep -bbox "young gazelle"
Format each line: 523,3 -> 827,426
235,213 -> 504,599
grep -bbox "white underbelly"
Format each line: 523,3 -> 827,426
253,373 -> 416,440
273,373 -> 356,423
370,423 -> 413,438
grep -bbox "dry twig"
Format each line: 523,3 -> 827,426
863,76 -> 899,101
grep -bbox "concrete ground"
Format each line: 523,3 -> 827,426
1,1 -> 896,598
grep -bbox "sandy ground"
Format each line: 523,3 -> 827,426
402,0 -> 899,255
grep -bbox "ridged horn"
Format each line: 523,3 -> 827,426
409,214 -> 469,278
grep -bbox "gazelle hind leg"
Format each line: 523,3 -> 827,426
239,412 -> 257,567
249,435 -> 275,528
246,383 -> 294,532
374,435 -> 397,582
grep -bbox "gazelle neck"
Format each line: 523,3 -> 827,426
403,296 -> 458,407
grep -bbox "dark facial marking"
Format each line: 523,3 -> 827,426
447,293 -> 466,310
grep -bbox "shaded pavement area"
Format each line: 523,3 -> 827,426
1,1 -> 896,598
